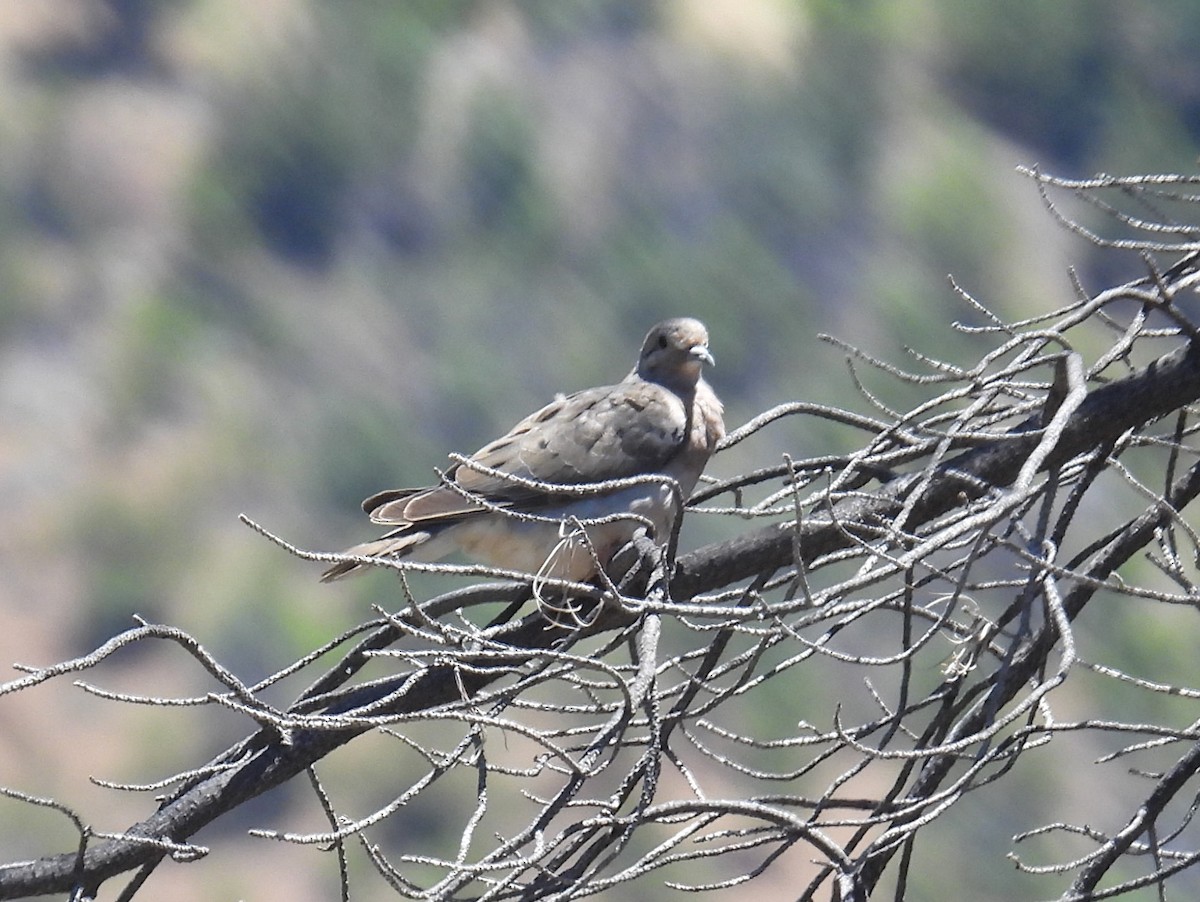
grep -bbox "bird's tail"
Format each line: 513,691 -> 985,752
319,531 -> 428,582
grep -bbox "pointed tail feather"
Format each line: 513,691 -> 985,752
319,531 -> 429,582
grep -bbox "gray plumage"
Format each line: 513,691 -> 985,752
321,317 -> 724,582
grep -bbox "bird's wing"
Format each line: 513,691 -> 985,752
371,380 -> 691,525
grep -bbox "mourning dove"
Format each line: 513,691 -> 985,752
320,317 -> 724,583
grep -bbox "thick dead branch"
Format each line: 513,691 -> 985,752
7,173 -> 1200,901
674,337 -> 1200,596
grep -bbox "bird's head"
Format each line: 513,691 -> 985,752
636,317 -> 714,390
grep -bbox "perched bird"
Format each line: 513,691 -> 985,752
321,317 -> 724,583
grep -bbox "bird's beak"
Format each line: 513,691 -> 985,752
690,345 -> 715,367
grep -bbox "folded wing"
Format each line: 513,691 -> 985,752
365,379 -> 689,526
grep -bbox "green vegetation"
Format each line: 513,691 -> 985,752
3,1 -> 1198,898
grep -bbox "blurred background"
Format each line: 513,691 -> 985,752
1,1 -> 1198,899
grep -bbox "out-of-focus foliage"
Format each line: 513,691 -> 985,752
0,1 -> 1197,899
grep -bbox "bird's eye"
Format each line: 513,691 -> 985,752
657,334 -> 669,349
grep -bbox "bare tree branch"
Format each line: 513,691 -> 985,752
6,171 -> 1200,900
